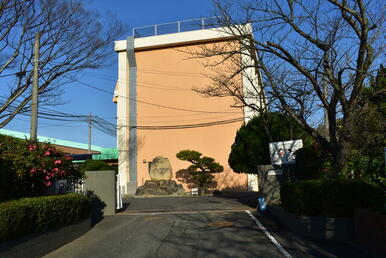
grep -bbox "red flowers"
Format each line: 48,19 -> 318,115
28,145 -> 37,151
1,135 -> 82,197
27,145 -> 76,187
64,154 -> 73,161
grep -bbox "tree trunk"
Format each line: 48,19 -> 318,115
331,142 -> 350,176
198,185 -> 206,196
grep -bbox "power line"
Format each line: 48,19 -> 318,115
83,72 -> 191,92
104,66 -> 210,77
65,75 -> 239,114
118,113 -> 241,123
0,95 -> 116,137
123,117 -> 243,130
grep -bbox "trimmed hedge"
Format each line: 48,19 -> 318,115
79,159 -> 114,173
293,144 -> 331,180
281,179 -> 385,217
0,193 -> 90,241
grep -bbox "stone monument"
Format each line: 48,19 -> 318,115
136,156 -> 185,195
149,156 -> 173,181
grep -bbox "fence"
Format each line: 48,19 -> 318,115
52,177 -> 122,210
133,17 -> 221,38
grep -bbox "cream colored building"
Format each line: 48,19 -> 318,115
114,19 -> 260,194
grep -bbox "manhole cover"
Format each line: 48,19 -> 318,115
207,221 -> 235,227
144,216 -> 164,221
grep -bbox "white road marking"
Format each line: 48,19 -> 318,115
245,210 -> 293,258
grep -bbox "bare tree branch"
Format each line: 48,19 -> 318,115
0,0 -> 127,127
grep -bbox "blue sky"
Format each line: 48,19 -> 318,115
3,0 -> 214,148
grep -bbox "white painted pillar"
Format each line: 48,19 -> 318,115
241,24 -> 262,123
117,45 -> 130,195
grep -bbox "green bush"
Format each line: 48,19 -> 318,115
79,159 -> 114,173
281,179 -> 384,217
0,134 -> 82,199
346,150 -> 386,187
176,150 -> 223,194
293,144 -> 331,180
228,112 -> 312,174
0,158 -> 16,200
0,193 -> 90,241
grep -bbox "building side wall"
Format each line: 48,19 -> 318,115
134,42 -> 247,191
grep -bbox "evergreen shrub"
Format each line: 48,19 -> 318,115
0,193 -> 90,241
280,179 -> 384,217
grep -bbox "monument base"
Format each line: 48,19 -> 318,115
135,180 -> 185,196
126,181 -> 138,195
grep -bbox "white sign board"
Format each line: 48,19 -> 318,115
269,139 -> 303,165
267,169 -> 283,176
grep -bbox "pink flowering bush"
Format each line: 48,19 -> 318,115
0,134 -> 83,199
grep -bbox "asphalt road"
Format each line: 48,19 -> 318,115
44,194 -> 373,258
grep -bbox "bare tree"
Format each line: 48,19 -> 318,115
0,0 -> 126,127
190,0 -> 385,174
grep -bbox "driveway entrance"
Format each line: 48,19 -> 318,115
44,194 -> 369,258
121,192 -> 259,214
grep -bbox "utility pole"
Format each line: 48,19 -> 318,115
30,32 -> 41,141
88,114 -> 92,153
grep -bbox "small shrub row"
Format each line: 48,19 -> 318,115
281,179 -> 384,217
0,193 -> 90,241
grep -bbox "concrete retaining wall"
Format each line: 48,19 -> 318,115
354,209 -> 386,256
0,218 -> 90,258
257,165 -> 289,205
268,206 -> 354,242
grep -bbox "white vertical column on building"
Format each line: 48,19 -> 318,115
240,24 -> 261,124
116,41 -> 129,195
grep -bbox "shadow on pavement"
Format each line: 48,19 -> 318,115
213,191 -> 259,209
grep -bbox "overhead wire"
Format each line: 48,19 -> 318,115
0,96 -> 116,137
83,72 -> 191,92
1,66 -> 245,133
131,117 -> 244,130
65,75 -> 240,114
104,66 -> 210,77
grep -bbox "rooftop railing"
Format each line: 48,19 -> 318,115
132,17 -> 221,38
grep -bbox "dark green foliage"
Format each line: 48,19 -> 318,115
228,112 -> 312,174
366,64 -> 386,117
0,193 -> 90,241
347,65 -> 386,186
281,180 -> 385,217
79,159 -> 114,173
176,150 -> 223,189
346,150 -> 385,187
175,169 -> 217,189
0,159 -> 16,200
293,144 -> 331,180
